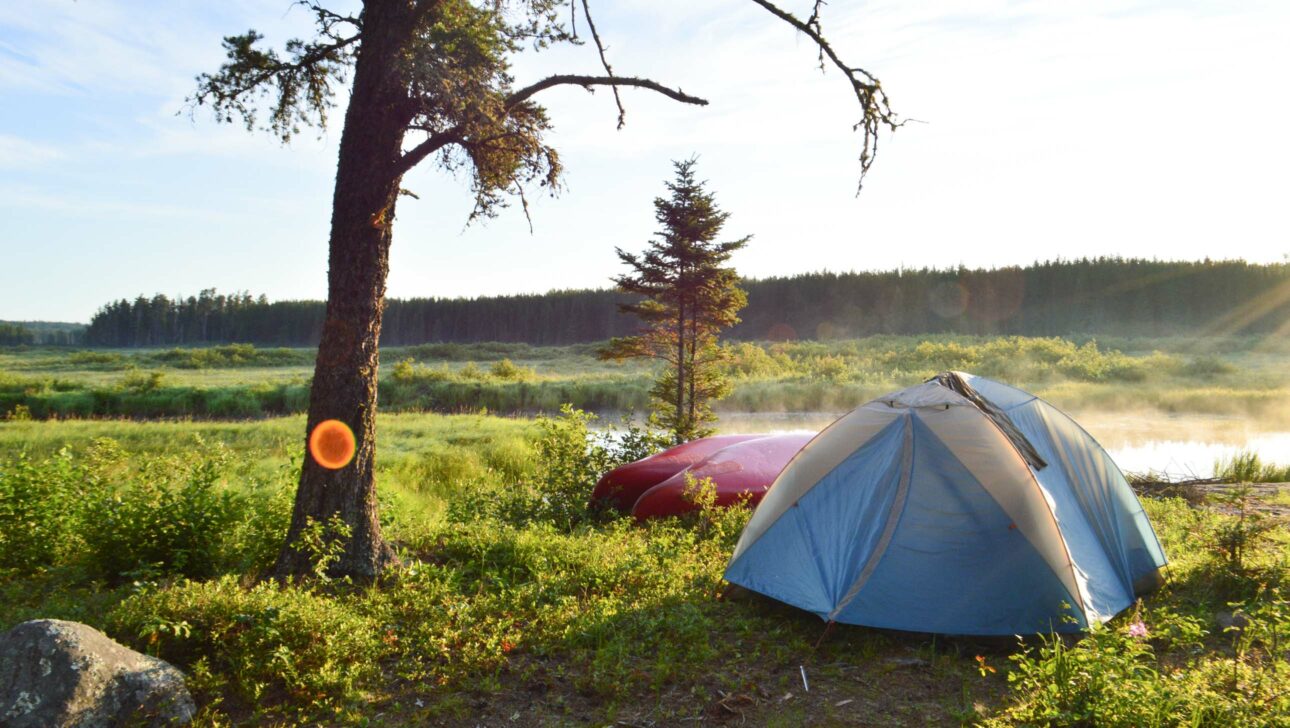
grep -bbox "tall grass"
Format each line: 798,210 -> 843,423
1214,450 -> 1290,483
2,335 -> 1283,421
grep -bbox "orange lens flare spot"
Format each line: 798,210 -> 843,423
309,419 -> 356,470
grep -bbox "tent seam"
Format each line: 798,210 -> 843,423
828,413 -> 914,620
976,406 -> 1091,621
968,374 -> 1166,569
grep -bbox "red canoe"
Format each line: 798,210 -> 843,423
631,432 -> 815,520
591,434 -> 763,512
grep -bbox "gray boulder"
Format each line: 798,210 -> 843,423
0,619 -> 194,727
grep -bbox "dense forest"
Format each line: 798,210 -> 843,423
79,259 -> 1290,347
0,321 -> 83,346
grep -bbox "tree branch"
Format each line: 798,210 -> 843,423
577,0 -> 627,128
393,129 -> 461,179
297,1 -> 362,37
192,32 -> 361,110
506,75 -> 707,110
746,0 -> 900,191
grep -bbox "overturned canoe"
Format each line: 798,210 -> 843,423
631,433 -> 815,520
590,434 -> 763,512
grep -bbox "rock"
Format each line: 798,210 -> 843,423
0,619 -> 195,727
1216,610 -> 1251,634
885,656 -> 930,669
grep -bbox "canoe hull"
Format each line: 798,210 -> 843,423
590,434 -> 762,512
631,433 -> 814,519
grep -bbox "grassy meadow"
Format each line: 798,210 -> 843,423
2,336 -> 1289,725
5,334 -> 1290,422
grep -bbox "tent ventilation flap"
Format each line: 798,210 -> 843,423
927,371 -> 1048,470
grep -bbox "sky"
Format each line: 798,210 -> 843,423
1,0 -> 1288,323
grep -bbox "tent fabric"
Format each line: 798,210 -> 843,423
724,371 -> 1167,636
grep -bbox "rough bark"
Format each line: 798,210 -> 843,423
675,301 -> 686,442
272,0 -> 416,580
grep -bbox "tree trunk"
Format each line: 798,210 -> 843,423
675,301 -> 686,443
273,0 -> 415,580
686,308 -> 697,427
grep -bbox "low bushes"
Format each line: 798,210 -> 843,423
109,576 -> 386,716
992,590 -> 1290,726
2,410 -> 1289,725
0,437 -> 289,584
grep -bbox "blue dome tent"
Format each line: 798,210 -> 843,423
724,372 -> 1167,636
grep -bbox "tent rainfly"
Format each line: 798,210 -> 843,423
724,372 -> 1167,636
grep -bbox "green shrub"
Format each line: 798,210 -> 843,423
447,405 -> 668,530
1,438 -> 288,583
67,350 -> 127,368
721,342 -> 791,379
0,449 -> 92,574
121,369 -> 165,393
82,440 -> 247,582
109,576 -> 386,714
3,403 -> 32,421
993,591 -> 1290,726
1182,355 -> 1237,378
489,358 -> 535,381
146,344 -> 308,369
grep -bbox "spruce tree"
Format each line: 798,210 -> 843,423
602,159 -> 748,442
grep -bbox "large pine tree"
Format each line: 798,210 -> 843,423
602,159 -> 748,442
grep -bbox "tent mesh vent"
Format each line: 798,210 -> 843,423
928,372 -> 1048,471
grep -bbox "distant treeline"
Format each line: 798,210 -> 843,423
0,321 -> 84,346
82,259 -> 1290,347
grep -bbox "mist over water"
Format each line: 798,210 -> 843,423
714,411 -> 1290,480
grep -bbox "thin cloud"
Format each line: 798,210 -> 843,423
0,134 -> 64,168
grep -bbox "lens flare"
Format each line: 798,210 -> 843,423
309,419 -> 356,470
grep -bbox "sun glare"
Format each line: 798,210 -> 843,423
309,419 -> 356,470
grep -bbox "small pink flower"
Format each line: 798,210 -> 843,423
1128,620 -> 1149,639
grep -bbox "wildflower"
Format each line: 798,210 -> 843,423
974,655 -> 996,676
1128,620 -> 1149,639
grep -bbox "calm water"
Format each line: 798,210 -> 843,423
714,411 -> 1290,480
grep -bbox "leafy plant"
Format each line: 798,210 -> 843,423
121,369 -> 166,393
296,514 -> 353,582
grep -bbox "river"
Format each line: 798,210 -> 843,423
713,411 -> 1290,480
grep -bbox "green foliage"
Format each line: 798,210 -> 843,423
297,514 -> 354,582
1182,355 -> 1237,377
80,441 -> 243,582
446,405 -> 668,531
0,323 -> 35,346
2,414 -> 1288,724
67,350 -> 128,368
1208,485 -> 1277,585
109,576 -> 387,716
679,474 -> 753,547
489,357 -> 535,381
3,403 -> 31,421
147,343 -> 309,369
0,438 -> 291,584
1215,450 -> 1290,483
0,448 -> 91,574
121,369 -> 166,393
993,590 -> 1290,726
5,334 -> 1283,422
